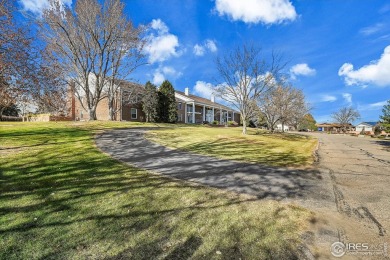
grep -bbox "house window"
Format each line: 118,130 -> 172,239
131,108 -> 137,119
178,114 -> 182,122
178,102 -> 182,110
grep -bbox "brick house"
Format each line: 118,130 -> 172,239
70,83 -> 240,124
70,82 -> 145,121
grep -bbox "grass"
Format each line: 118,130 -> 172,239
0,122 -> 313,259
146,126 -> 318,167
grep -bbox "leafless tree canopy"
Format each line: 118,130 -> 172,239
258,83 -> 309,132
214,44 -> 286,134
41,0 -> 145,120
0,0 -> 37,118
332,107 -> 360,125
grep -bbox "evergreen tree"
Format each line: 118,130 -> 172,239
142,81 -> 158,122
380,100 -> 390,132
158,80 -> 177,123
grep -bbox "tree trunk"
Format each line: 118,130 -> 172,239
0,107 -> 4,121
88,106 -> 97,121
242,115 -> 247,135
145,112 -> 149,123
282,122 -> 285,133
108,96 -> 116,121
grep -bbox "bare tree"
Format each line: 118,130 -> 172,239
331,107 -> 360,131
258,88 -> 280,132
214,44 -> 286,134
0,0 -> 37,119
41,0 -> 145,120
258,83 -> 309,132
278,85 -> 309,132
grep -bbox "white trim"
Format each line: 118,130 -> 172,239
175,92 -> 194,102
131,108 -> 137,119
192,102 -> 195,124
203,105 -> 206,121
184,103 -> 187,123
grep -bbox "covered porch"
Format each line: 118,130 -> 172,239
185,103 -> 239,124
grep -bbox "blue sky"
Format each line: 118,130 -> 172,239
18,0 -> 390,123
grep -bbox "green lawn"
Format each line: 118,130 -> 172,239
146,126 -> 318,167
0,122 -> 313,259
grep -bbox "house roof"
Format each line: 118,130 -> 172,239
357,122 -> 378,127
316,123 -> 354,127
175,90 -> 239,113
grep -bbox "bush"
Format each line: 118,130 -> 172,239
202,121 -> 209,125
374,127 -> 381,136
228,120 -> 238,126
212,120 -> 219,125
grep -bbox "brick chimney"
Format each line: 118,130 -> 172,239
185,87 -> 189,96
211,95 -> 215,103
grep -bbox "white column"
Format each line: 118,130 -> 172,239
192,102 -> 195,124
212,107 -> 215,121
185,103 -> 187,123
203,105 -> 206,122
220,108 -> 222,123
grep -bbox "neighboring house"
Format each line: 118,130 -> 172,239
355,122 -> 378,134
70,84 -> 240,124
316,123 -> 354,133
275,123 -> 291,132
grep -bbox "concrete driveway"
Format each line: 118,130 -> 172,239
305,132 -> 390,251
95,128 -> 333,207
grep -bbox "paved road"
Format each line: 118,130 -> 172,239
95,128 -> 333,208
306,133 -> 390,251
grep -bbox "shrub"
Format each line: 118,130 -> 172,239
202,121 -> 209,125
228,120 -> 238,126
374,127 -> 381,136
212,120 -> 219,125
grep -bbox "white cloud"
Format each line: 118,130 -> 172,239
19,0 -> 72,14
321,95 -> 337,102
193,44 -> 205,56
358,100 -> 388,111
368,100 -> 387,108
342,93 -> 352,104
144,19 -> 181,64
360,23 -> 384,36
339,45 -> 390,87
214,0 -> 297,25
152,71 -> 165,86
193,81 -> 215,98
205,40 -> 217,52
152,66 -> 182,85
193,39 -> 217,56
290,63 -> 316,79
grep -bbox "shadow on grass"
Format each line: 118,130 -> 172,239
0,125 -> 312,259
